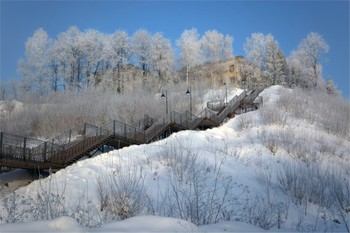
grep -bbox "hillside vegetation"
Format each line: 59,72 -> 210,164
0,79 -> 220,139
1,85 -> 349,232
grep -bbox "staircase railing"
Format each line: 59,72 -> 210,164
1,88 -> 263,170
132,115 -> 156,130
0,132 -> 47,162
145,116 -> 171,143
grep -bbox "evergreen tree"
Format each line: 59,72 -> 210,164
266,40 -> 287,85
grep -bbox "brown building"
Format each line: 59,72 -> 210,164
185,56 -> 263,89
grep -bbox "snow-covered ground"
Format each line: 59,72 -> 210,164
1,215 -> 267,232
0,86 -> 349,232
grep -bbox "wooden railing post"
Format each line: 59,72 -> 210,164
43,142 -> 47,162
51,139 -> 54,157
83,123 -> 87,138
23,137 -> 26,162
69,130 -> 72,143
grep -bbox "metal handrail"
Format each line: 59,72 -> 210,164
1,88 -> 263,169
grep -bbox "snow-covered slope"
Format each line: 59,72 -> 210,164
1,86 -> 349,232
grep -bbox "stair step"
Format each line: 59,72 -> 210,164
0,89 -> 262,171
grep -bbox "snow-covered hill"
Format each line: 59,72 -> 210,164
1,86 -> 349,232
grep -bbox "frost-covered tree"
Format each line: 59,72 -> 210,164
244,33 -> 271,71
0,80 -> 21,100
15,26 -> 241,96
200,30 -> 233,63
286,53 -> 304,88
48,40 -> 62,93
18,28 -> 51,96
266,40 -> 287,85
105,30 -> 131,92
78,29 -> 106,87
8,80 -> 20,100
0,81 -> 7,100
325,77 -> 339,96
176,28 -> 203,69
150,32 -> 174,83
299,32 -> 329,88
131,29 -> 152,76
288,32 -> 329,89
109,30 -> 130,68
223,34 -> 234,59
244,33 -> 286,86
54,26 -> 85,92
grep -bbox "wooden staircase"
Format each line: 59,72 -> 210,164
0,88 -> 264,171
48,134 -> 115,168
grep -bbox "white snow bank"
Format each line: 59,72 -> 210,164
0,216 -> 85,232
199,221 -> 263,232
0,216 -> 198,233
94,215 -> 198,232
258,85 -> 291,103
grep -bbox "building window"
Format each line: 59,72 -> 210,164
229,64 -> 235,72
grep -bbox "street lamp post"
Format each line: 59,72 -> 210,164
161,90 -> 168,115
186,86 -> 192,113
223,82 -> 227,105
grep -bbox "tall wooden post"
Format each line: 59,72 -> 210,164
83,123 -> 87,139
23,137 -> 27,161
69,130 -> 72,143
51,139 -> 54,158
43,142 -> 47,162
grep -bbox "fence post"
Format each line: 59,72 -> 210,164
113,120 -> 116,135
69,130 -> 72,143
23,137 -> 26,162
83,123 -> 87,138
124,123 -> 127,139
51,139 -> 54,157
43,142 -> 47,162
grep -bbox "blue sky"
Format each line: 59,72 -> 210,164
1,0 -> 349,97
